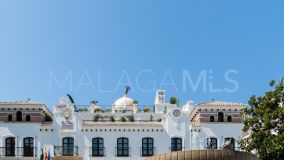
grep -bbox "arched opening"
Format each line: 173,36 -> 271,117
206,137 -> 217,149
26,115 -> 31,121
210,116 -> 215,122
224,137 -> 235,150
62,137 -> 74,156
218,112 -> 224,122
16,111 -> 22,121
8,115 -> 12,121
117,137 -> 129,157
92,137 -> 104,157
227,115 -> 232,122
171,137 -> 182,152
5,137 -> 15,156
23,137 -> 34,156
142,137 -> 154,157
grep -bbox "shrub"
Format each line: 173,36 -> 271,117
126,114 -> 135,122
93,114 -> 102,122
143,106 -> 150,113
119,116 -> 126,122
90,100 -> 98,105
133,100 -> 138,104
94,108 -> 101,112
157,118 -> 162,122
170,96 -> 178,104
109,116 -> 115,122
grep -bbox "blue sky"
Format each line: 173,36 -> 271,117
0,0 -> 283,109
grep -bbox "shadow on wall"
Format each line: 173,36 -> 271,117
145,149 -> 258,160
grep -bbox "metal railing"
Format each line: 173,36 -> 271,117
169,147 -> 185,152
140,147 -> 156,157
54,146 -> 78,157
89,147 -> 105,157
0,147 -> 37,157
115,147 -> 131,157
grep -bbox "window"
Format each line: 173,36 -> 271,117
62,137 -> 74,156
210,116 -> 214,122
142,138 -> 154,157
92,138 -> 104,157
206,137 -> 217,149
218,112 -> 224,122
117,137 -> 129,157
26,115 -> 31,121
171,138 -> 182,152
224,137 -> 235,150
5,137 -> 15,156
23,137 -> 34,156
227,115 -> 232,122
16,111 -> 22,121
8,115 -> 12,121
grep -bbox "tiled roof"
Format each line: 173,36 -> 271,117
196,101 -> 245,107
0,101 -> 53,116
0,101 -> 44,105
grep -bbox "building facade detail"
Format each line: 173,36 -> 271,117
0,90 -> 244,160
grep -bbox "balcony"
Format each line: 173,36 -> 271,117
140,147 -> 156,157
115,147 -> 131,157
89,147 -> 104,157
0,147 -> 37,157
54,146 -> 79,157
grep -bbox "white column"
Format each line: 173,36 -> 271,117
34,136 -> 36,158
16,136 -> 19,157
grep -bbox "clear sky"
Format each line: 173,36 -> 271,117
0,0 -> 283,109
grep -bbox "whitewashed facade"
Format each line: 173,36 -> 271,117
0,90 -> 245,160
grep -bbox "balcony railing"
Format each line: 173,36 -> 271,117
0,147 -> 37,157
140,147 -> 156,157
115,147 -> 131,157
169,147 -> 185,152
89,147 -> 105,157
54,146 -> 78,157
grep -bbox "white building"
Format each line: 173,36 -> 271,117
0,90 -> 245,160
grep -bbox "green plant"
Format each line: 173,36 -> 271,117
240,77 -> 284,160
157,118 -> 162,122
150,114 -> 153,121
126,114 -> 135,122
109,116 -> 115,122
93,114 -> 102,122
119,116 -> 126,122
169,96 -> 178,104
143,106 -> 150,113
133,100 -> 138,105
90,100 -> 98,105
77,108 -> 88,112
94,108 -> 101,112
